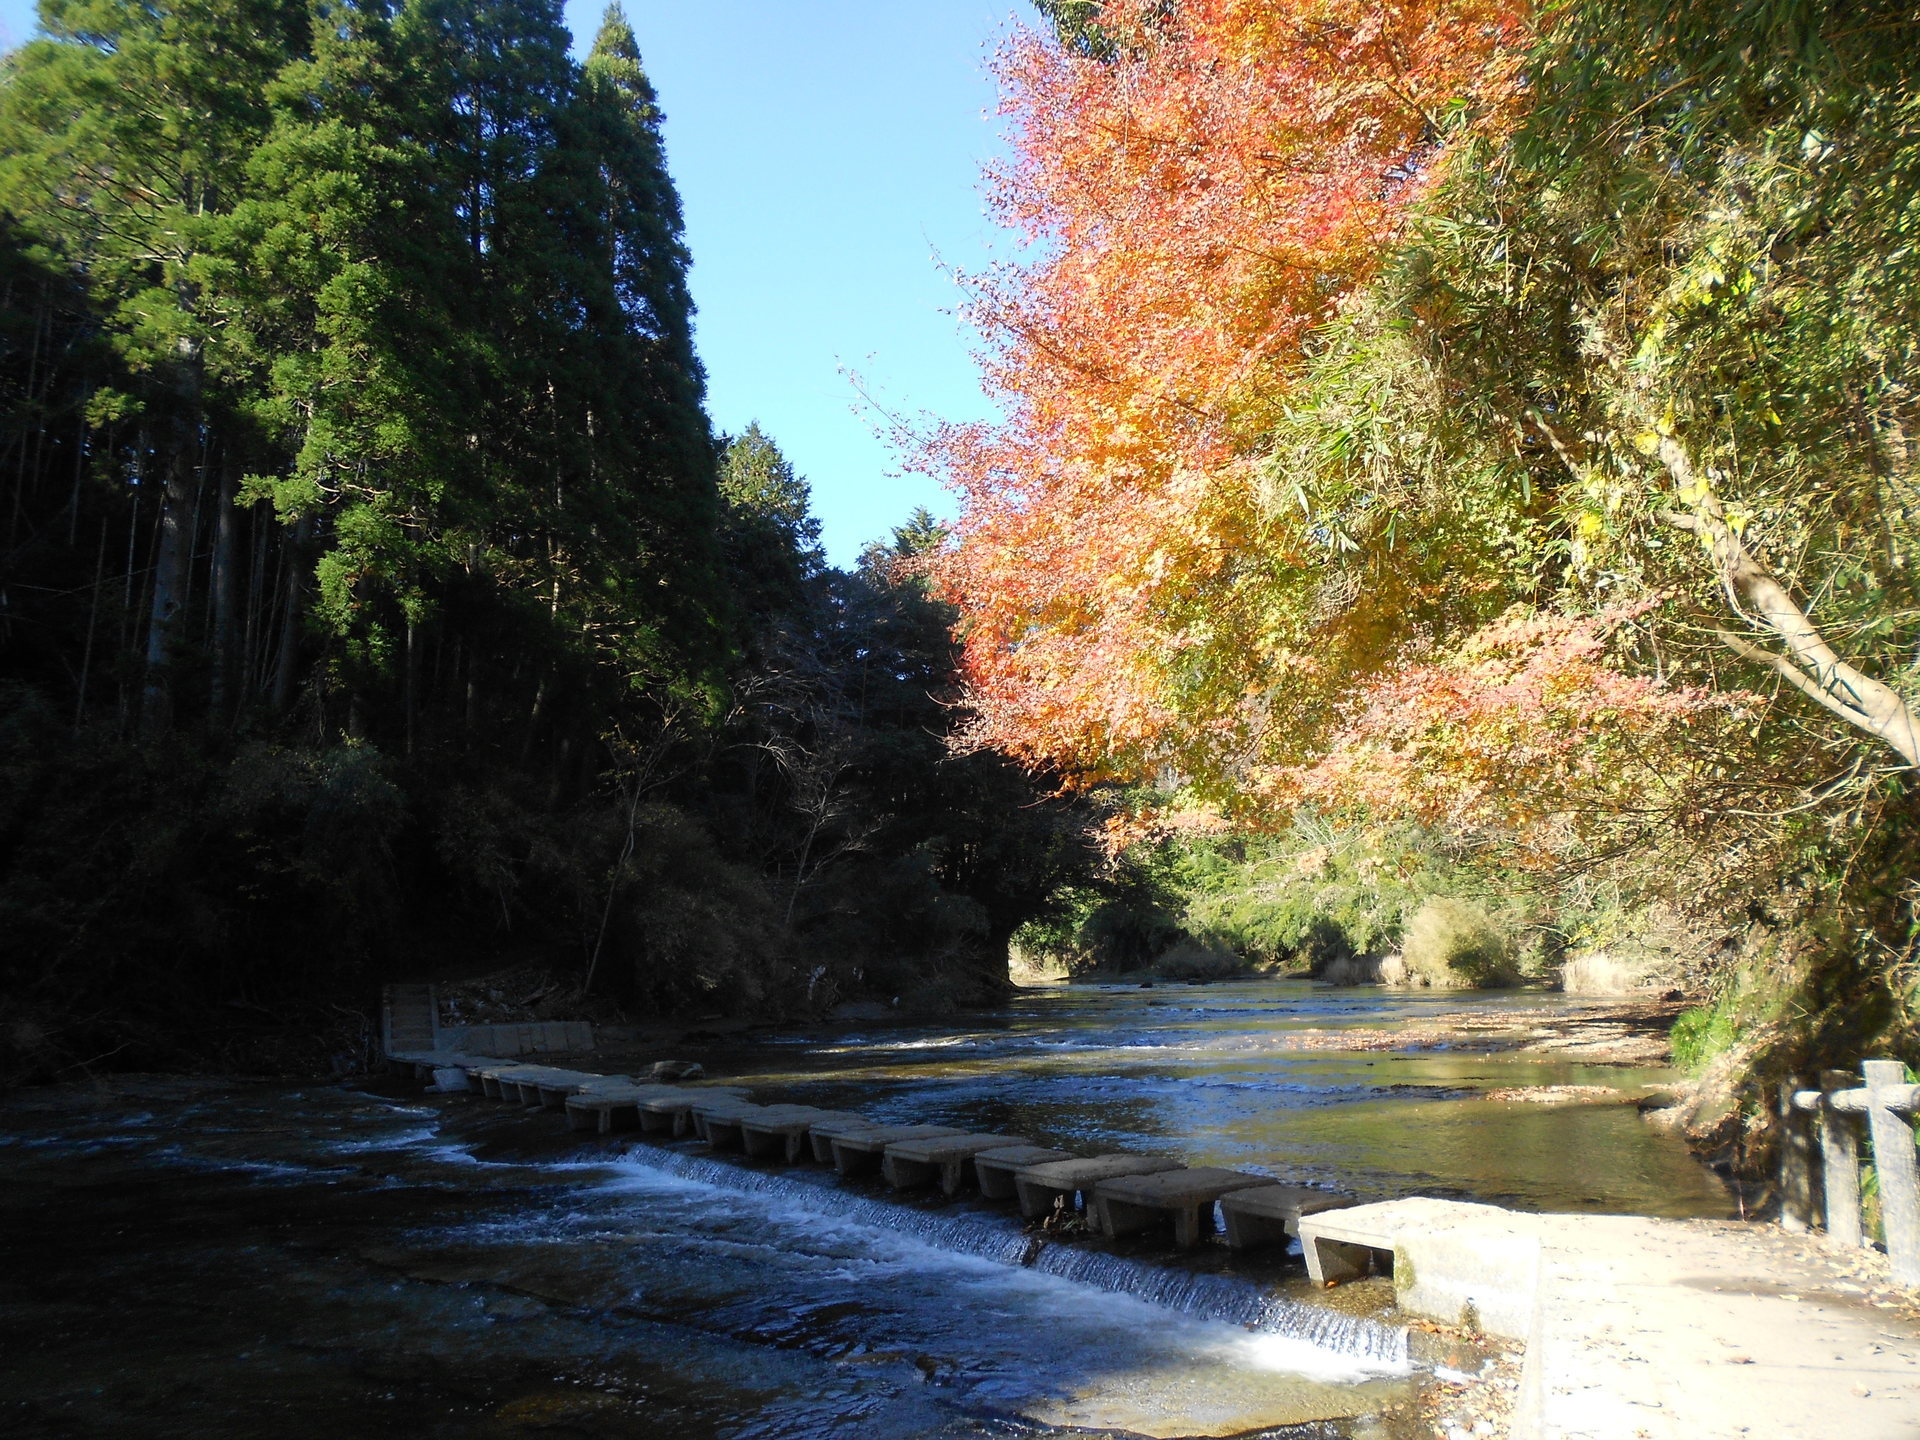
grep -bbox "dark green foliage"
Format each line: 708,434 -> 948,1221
698,485 -> 1101,1010
0,3 -> 1103,1081
0,0 -> 729,749
718,422 -> 825,625
1031,1 -> 1119,60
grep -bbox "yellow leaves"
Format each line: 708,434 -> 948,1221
929,0 -> 1533,800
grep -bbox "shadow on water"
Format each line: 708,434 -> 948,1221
0,983 -> 1730,1438
0,1079 -> 1415,1440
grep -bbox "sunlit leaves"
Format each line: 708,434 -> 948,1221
924,0 -> 1527,795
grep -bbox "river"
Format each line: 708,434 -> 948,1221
0,980 -> 1731,1439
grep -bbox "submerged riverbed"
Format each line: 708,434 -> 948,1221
0,982 -> 1730,1439
695,980 -> 1729,1216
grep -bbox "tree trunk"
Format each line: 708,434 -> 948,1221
1526,411 -> 1920,769
270,513 -> 314,712
404,617 -> 417,756
74,520 -> 107,730
140,448 -> 196,733
1653,436 -> 1920,768
208,460 -> 238,721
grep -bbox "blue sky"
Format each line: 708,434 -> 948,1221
0,1 -> 1024,567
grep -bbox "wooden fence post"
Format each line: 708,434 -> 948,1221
1778,1073 -> 1816,1233
1818,1070 -> 1864,1249
1862,1059 -> 1920,1287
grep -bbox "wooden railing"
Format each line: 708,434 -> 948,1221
1781,1060 -> 1920,1287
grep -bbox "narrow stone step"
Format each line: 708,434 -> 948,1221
1092,1167 -> 1272,1248
973,1145 -> 1073,1201
737,1109 -> 868,1163
881,1134 -> 1030,1195
827,1125 -> 966,1177
1216,1183 -> 1357,1252
1012,1154 -> 1184,1221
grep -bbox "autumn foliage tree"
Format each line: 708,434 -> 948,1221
924,0 -> 1529,798
931,0 -> 1920,841
932,0 -> 1920,1081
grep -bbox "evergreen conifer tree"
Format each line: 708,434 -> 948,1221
718,422 -> 825,625
565,5 -> 726,693
0,0 -> 305,726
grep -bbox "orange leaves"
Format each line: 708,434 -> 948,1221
1274,605 -> 1743,850
924,0 -> 1529,791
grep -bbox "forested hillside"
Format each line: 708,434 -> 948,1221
0,0 -> 1097,1081
930,0 -> 1920,1129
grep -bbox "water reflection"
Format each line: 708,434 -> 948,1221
0,1080 -> 1412,1440
709,980 -> 1732,1218
0,982 -> 1730,1440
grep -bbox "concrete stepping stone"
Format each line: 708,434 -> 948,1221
406,1055 -> 495,1088
972,1145 -> 1073,1201
436,1055 -> 497,1082
1093,1167 -> 1272,1248
638,1089 -> 750,1137
881,1134 -> 1029,1195
396,1052 -> 493,1082
686,1096 -> 766,1141
474,1064 -> 530,1099
1295,1195 -> 1492,1288
699,1103 -> 823,1151
478,1066 -> 577,1104
737,1109 -> 868,1163
563,1085 -> 686,1134
531,1072 -> 610,1109
1216,1183 -> 1357,1252
826,1125 -> 966,1177
1013,1154 -> 1184,1221
486,1068 -> 606,1108
804,1117 -> 901,1164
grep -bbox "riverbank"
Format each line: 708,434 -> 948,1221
1269,993 -> 1686,1065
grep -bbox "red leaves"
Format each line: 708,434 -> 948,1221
923,0 -> 1529,790
1274,605 -> 1741,845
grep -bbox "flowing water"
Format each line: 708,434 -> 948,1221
0,981 -> 1732,1439
701,981 -> 1732,1216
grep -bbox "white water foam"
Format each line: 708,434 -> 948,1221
601,1146 -> 1410,1375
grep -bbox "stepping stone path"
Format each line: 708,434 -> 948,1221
1218,1183 -> 1357,1251
881,1134 -> 1030,1195
828,1125 -> 966,1177
1093,1167 -> 1271,1248
805,1118 -> 908,1164
480,1065 -> 592,1106
738,1108 -> 869,1163
688,1097 -> 767,1142
1013,1154 -> 1185,1221
565,1085 -> 691,1134
399,1047 -> 1920,1439
972,1145 -> 1073,1201
702,1103 -> 826,1152
639,1090 -> 749,1137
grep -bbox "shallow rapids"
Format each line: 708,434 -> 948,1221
1,981 -> 1730,1438
695,980 -> 1733,1216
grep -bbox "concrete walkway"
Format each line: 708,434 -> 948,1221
395,1046 -> 1918,1436
1301,1199 -> 1920,1439
1524,1216 -> 1918,1440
